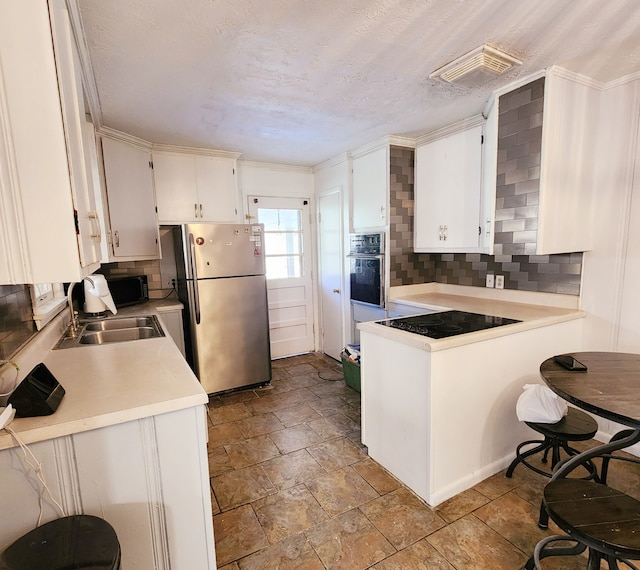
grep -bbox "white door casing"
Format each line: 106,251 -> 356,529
248,196 -> 315,358
318,190 -> 343,360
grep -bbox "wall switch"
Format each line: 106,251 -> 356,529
495,275 -> 505,289
485,274 -> 495,288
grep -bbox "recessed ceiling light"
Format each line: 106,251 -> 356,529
430,44 -> 522,88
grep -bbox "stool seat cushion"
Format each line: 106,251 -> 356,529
0,515 -> 120,570
544,479 -> 640,560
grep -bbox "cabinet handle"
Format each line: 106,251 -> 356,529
194,203 -> 198,218
114,230 -> 120,248
439,225 -> 443,241
199,203 -> 203,218
443,225 -> 447,241
88,210 -> 101,240
380,205 -> 385,220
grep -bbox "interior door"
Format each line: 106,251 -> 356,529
248,196 -> 314,359
318,190 -> 343,360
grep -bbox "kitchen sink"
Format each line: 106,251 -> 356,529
84,316 -> 158,332
55,315 -> 164,349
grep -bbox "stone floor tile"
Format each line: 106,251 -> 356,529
308,381 -> 352,399
284,363 -> 318,377
426,514 -> 528,569
225,434 -> 281,469
308,413 -> 360,439
208,402 -> 252,425
352,458 -> 401,495
269,424 -> 323,454
306,466 -> 378,517
434,488 -> 490,523
261,449 -> 326,489
210,485 -> 221,515
234,412 -> 285,438
212,464 -> 276,511
213,504 -> 269,566
274,403 -> 322,427
244,394 -> 286,415
253,484 -> 329,543
208,421 -> 246,449
307,437 -> 368,471
371,538 -> 454,569
471,469 -> 521,500
360,487 -> 446,549
218,563 -> 240,570
238,533 -> 324,570
305,508 -> 396,569
307,396 -> 354,417
277,387 -> 320,406
208,445 -> 234,478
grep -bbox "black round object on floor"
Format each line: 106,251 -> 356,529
0,515 -> 121,570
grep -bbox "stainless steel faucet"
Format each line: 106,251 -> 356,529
66,282 -> 80,338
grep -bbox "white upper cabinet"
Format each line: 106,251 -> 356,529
0,0 -> 101,284
99,135 -> 160,260
351,146 -> 388,231
414,122 -> 484,252
536,69 -> 599,254
153,150 -> 240,223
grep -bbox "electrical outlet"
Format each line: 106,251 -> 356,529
495,275 -> 505,289
485,274 -> 495,288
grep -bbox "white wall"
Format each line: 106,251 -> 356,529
313,154 -> 352,348
580,76 -> 640,444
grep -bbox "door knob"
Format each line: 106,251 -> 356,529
333,288 -> 340,293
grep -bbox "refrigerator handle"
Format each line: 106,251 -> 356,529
189,233 -> 201,324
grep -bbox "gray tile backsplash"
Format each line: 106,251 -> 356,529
388,127 -> 582,296
0,284 -> 36,359
494,77 -> 545,256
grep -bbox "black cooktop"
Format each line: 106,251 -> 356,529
381,310 -> 521,339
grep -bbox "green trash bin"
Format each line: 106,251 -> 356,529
341,352 -> 361,392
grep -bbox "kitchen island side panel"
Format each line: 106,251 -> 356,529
360,330 -> 432,501
361,317 -> 585,506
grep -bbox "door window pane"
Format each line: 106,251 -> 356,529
257,208 -> 304,279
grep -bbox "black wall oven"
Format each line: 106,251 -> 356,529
348,233 -> 384,308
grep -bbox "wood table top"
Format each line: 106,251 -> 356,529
540,352 -> 640,429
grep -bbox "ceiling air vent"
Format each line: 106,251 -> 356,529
430,45 -> 522,88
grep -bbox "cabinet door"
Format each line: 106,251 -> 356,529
101,137 -> 159,259
352,147 -> 387,230
414,125 -> 483,252
49,0 -> 101,268
195,156 -> 238,222
153,152 -> 198,222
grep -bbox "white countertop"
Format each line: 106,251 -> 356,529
359,284 -> 584,352
0,299 -> 207,451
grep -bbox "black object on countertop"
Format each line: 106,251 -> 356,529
381,310 -> 521,339
7,363 -> 65,418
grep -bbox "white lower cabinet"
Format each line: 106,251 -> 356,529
158,308 -> 186,357
99,135 -> 160,261
0,406 -> 216,569
414,123 -> 484,253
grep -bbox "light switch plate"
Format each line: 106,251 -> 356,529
485,274 -> 495,288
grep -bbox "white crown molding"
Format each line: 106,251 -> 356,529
152,142 -> 241,160
350,135 -> 415,159
602,70 -> 640,90
491,68 -> 547,98
415,114 -> 485,146
98,126 -> 153,150
313,152 -> 349,172
238,160 -> 313,174
548,65 -> 606,90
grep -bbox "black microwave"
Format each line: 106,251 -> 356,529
105,275 -> 149,307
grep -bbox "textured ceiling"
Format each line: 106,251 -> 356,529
79,0 -> 640,166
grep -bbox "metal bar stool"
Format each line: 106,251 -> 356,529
526,430 -> 640,569
506,406 -> 598,479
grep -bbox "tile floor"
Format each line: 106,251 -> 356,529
207,353 -> 640,569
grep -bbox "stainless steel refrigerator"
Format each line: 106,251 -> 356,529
174,223 -> 272,394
